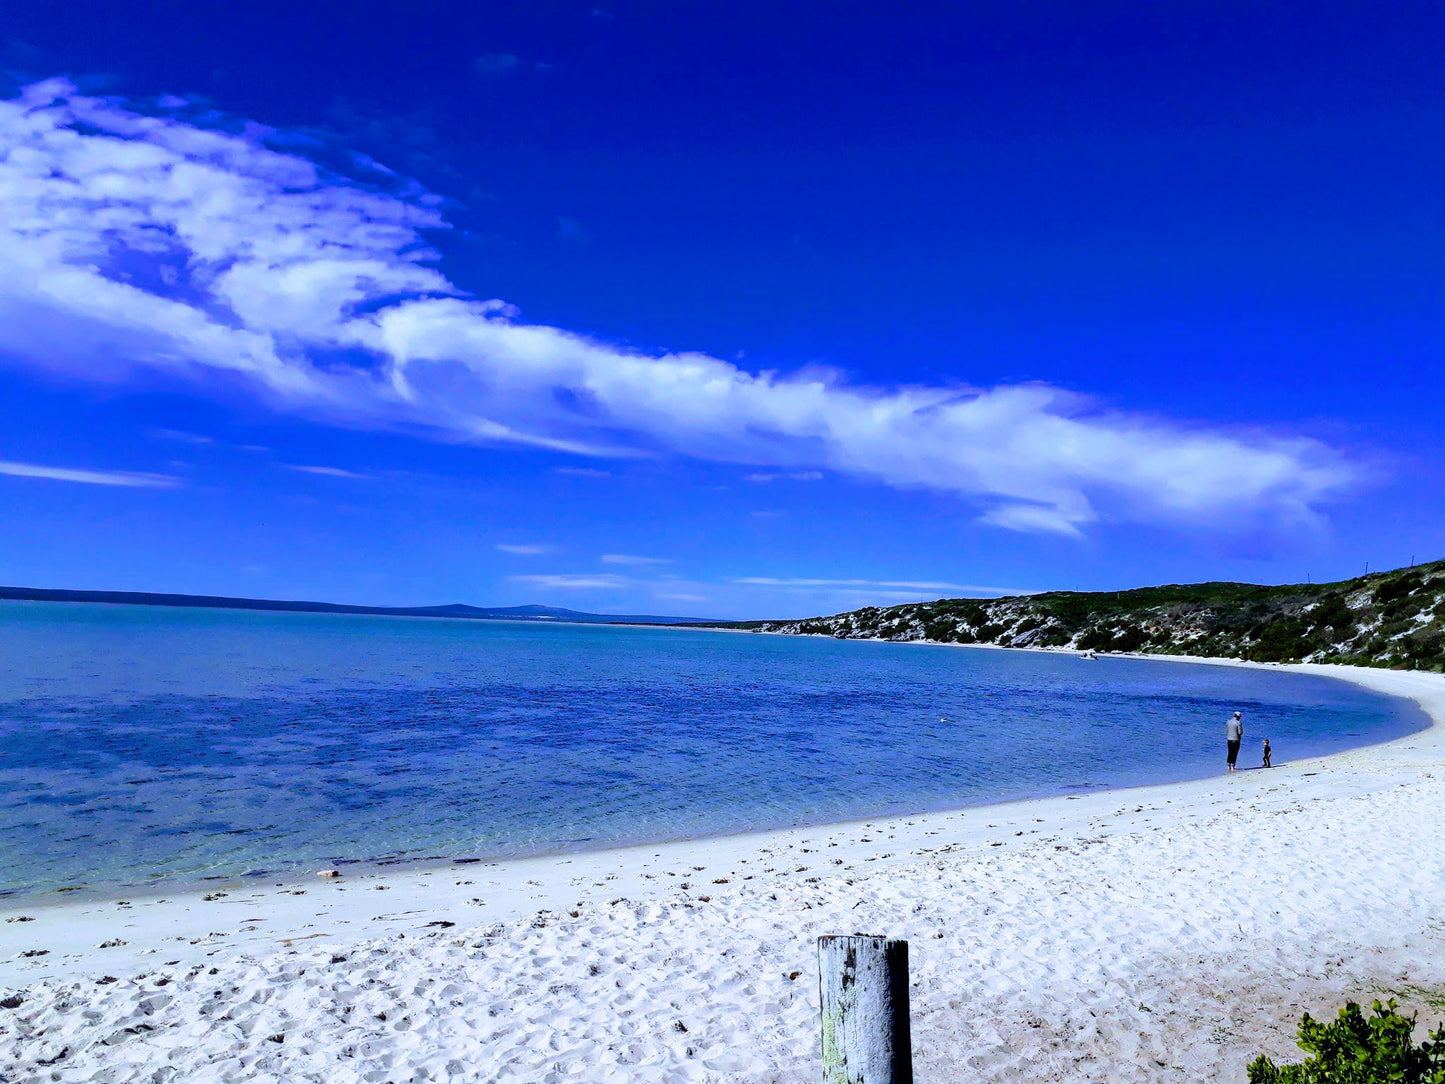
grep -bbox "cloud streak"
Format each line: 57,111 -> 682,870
510,573 -> 630,590
284,464 -> 370,479
733,576 -> 1033,596
601,554 -> 671,566
496,543 -> 550,555
0,459 -> 180,488
0,79 -> 1360,535
745,470 -> 824,483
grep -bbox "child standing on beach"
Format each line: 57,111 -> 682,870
1262,738 -> 1272,768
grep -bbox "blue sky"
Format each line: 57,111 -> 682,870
0,2 -> 1441,618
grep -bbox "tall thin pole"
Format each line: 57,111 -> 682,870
818,935 -> 913,1084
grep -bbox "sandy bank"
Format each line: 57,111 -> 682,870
2,661 -> 1443,1083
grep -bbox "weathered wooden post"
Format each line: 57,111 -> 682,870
817,934 -> 913,1084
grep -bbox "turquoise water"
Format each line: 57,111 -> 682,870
0,600 -> 1427,901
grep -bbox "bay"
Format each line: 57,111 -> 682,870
0,600 -> 1426,900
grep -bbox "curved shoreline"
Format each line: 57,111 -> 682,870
2,660 -> 1440,989
0,652 -> 1427,912
4,660 -> 1444,1083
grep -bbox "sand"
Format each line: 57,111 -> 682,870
2,660 -> 1443,1083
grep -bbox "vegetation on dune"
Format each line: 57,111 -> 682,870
1248,1001 -> 1445,1084
726,559 -> 1445,671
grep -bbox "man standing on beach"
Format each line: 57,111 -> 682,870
1226,711 -> 1244,772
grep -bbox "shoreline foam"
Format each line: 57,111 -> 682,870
3,660 -> 1443,1082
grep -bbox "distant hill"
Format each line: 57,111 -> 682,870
0,587 -> 714,626
727,559 -> 1445,671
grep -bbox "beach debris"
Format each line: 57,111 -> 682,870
36,1044 -> 70,1066
4,916 -> 34,923
0,995 -> 23,1009
98,938 -> 127,948
317,869 -> 342,879
20,949 -> 49,957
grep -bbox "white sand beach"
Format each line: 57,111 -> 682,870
2,660 -> 1443,1083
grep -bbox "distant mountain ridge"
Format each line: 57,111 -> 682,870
0,587 -> 714,626
729,559 -> 1445,671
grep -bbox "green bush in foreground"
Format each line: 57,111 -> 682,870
1248,1001 -> 1445,1084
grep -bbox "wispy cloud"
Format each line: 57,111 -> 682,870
0,79 -> 1360,537
284,464 -> 370,479
147,428 -> 213,445
601,554 -> 671,566
732,577 -> 1035,597
510,573 -> 629,589
496,543 -> 550,555
0,459 -> 180,488
745,470 -> 824,483
555,466 -> 611,478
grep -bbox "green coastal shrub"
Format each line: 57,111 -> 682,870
1247,1000 -> 1445,1084
1248,617 -> 1311,662
1402,632 -> 1444,671
1110,624 -> 1148,652
922,618 -> 957,642
1311,594 -> 1357,638
1375,574 -> 1423,607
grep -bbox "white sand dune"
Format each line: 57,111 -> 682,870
2,661 -> 1443,1083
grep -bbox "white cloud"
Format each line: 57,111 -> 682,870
285,464 -> 369,479
147,428 -> 213,445
554,466 -> 611,478
496,543 -> 550,555
745,470 -> 824,483
510,573 -> 629,589
601,553 -> 671,566
0,80 -> 1360,536
732,576 -> 1033,597
0,459 -> 180,487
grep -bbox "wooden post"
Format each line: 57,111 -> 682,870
817,934 -> 913,1084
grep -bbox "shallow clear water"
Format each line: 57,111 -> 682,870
0,600 -> 1427,900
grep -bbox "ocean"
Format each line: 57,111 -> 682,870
0,600 -> 1426,900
